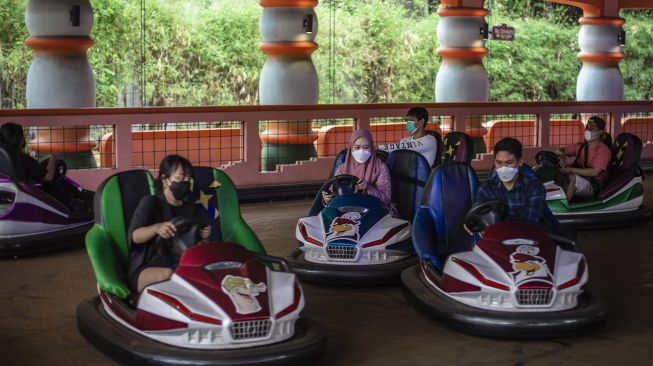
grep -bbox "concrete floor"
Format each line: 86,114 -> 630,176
1,181 -> 653,365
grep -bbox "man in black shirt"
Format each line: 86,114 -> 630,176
0,123 -> 83,211
0,123 -> 57,183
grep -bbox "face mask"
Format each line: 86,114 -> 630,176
352,149 -> 372,164
168,180 -> 191,200
406,120 -> 417,134
496,166 -> 519,183
584,130 -> 600,141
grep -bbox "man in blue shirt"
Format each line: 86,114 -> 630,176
477,137 -> 559,233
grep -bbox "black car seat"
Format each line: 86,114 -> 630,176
424,130 -> 443,168
442,132 -> 474,164
0,143 -> 27,182
597,133 -> 643,200
386,149 -> 431,220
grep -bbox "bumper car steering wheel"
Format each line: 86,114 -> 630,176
326,174 -> 359,196
535,150 -> 562,169
40,158 -> 68,182
464,200 -> 508,232
155,216 -> 206,261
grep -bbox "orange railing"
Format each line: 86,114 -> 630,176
1,101 -> 652,191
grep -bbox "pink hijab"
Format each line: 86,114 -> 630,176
339,129 -> 385,184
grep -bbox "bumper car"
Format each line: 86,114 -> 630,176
534,133 -> 653,228
0,144 -> 94,256
77,168 -> 326,366
402,162 -> 606,338
289,149 -> 431,285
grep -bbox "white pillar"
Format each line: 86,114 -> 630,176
435,7 -> 489,102
258,0 -> 319,170
259,1 -> 318,104
576,17 -> 625,101
25,0 -> 96,167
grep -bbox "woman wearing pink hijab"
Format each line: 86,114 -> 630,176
322,128 -> 391,207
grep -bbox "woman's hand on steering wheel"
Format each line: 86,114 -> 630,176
155,221 -> 177,239
322,190 -> 334,205
355,179 -> 368,193
321,174 -> 358,206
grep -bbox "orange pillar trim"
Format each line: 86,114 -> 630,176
260,0 -> 318,7
259,41 -> 318,57
579,17 -> 626,26
437,7 -> 489,17
25,36 -> 94,55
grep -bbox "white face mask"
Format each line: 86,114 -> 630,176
585,130 -> 600,141
352,149 -> 372,163
496,166 -> 519,182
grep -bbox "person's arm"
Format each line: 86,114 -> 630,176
476,182 -> 492,203
129,196 -> 176,245
560,166 -> 602,177
525,181 -> 547,226
20,154 -> 47,182
556,143 -> 580,158
42,154 -> 56,182
366,164 -> 391,207
377,141 -> 402,152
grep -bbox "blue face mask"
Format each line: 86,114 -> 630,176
406,120 -> 417,134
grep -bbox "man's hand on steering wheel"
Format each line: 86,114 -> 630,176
155,221 -> 177,239
355,179 -> 367,193
199,225 -> 211,243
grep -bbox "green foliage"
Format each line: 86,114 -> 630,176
0,0 -> 30,108
316,1 -> 438,103
486,16 -> 580,101
1,0 -> 652,108
622,17 -> 653,100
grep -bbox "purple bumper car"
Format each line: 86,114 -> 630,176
0,144 -> 93,256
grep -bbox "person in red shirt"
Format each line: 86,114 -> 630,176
555,116 -> 612,200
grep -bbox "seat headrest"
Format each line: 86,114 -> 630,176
0,143 -> 26,181
331,149 -> 348,177
387,149 -> 431,219
442,132 -> 474,164
95,170 -> 155,232
424,130 -> 443,166
611,133 -> 642,171
421,162 -> 478,256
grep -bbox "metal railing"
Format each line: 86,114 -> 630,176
1,101 -> 652,191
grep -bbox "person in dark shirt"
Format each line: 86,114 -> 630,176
127,154 -> 214,293
0,122 -> 57,182
477,137 -> 559,233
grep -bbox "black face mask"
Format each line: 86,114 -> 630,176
168,180 -> 191,200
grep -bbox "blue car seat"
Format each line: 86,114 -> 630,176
386,149 -> 431,220
412,162 -> 479,270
